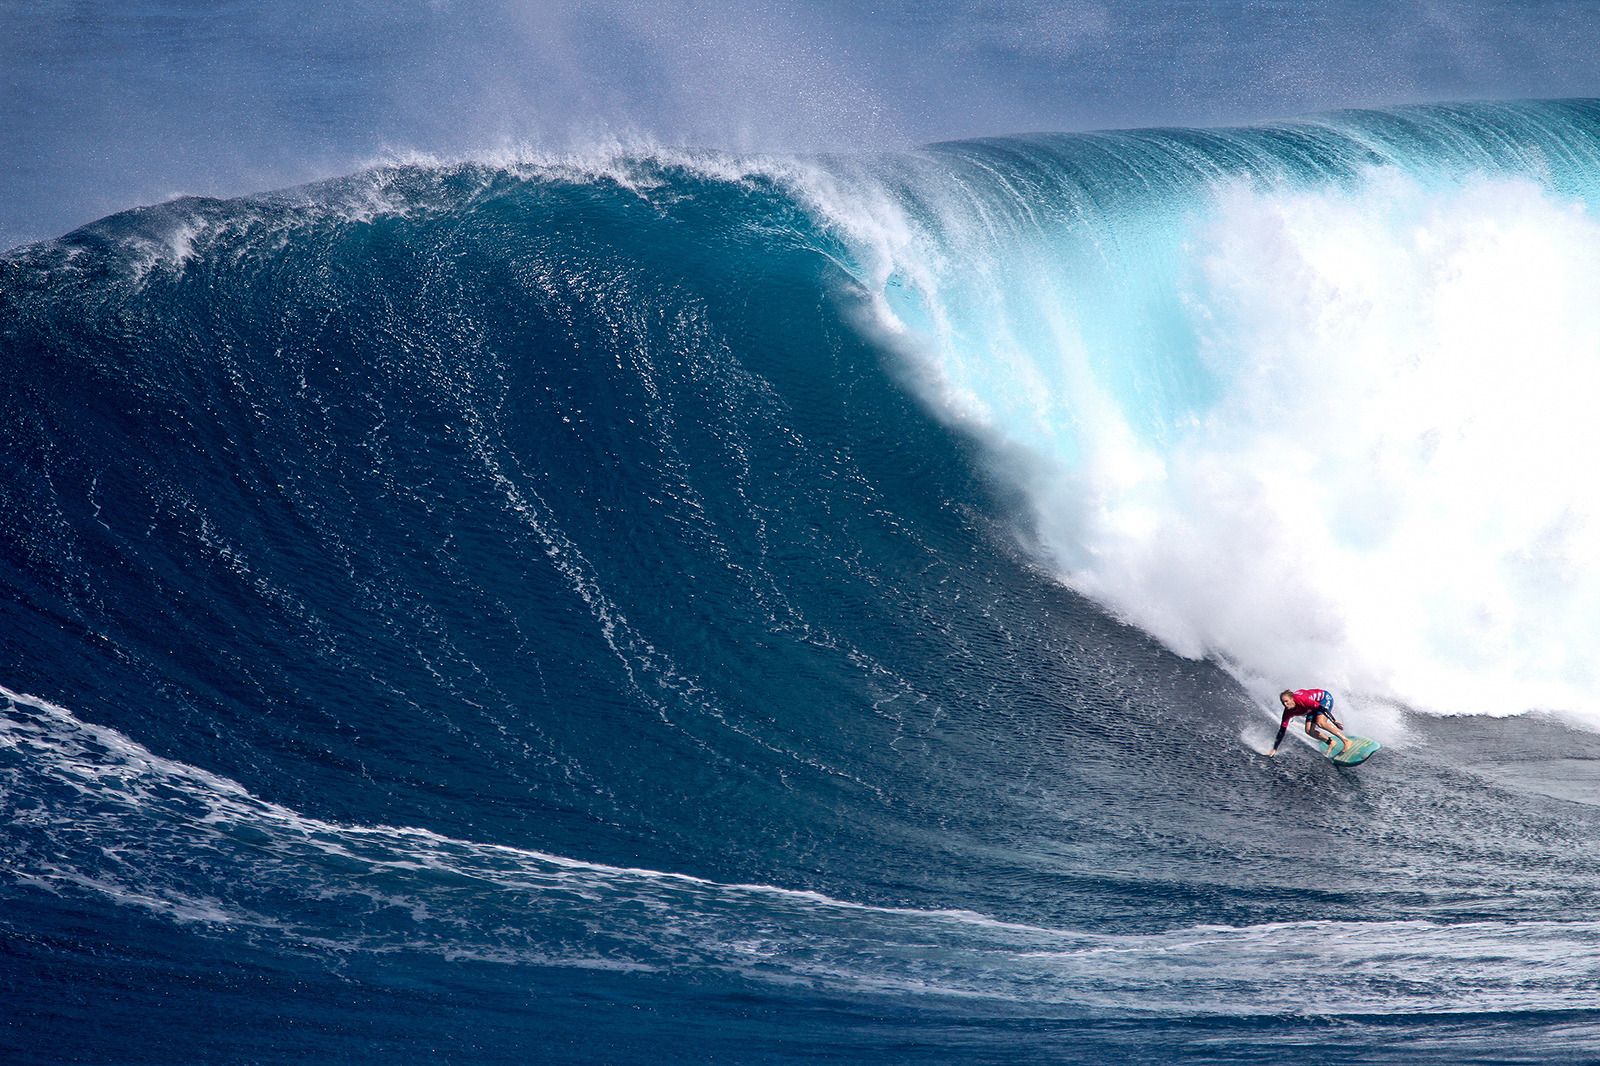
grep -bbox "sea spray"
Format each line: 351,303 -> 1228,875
785,103 -> 1600,718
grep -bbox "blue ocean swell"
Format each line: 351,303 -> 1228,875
7,103 -> 1600,1062
1,160 -> 1222,924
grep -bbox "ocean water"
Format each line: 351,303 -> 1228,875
7,100 -> 1600,1063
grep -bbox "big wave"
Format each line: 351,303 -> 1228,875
10,101 -> 1600,1062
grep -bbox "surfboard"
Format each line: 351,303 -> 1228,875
1325,736 -> 1381,766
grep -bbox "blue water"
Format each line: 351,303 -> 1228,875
8,102 -> 1600,1063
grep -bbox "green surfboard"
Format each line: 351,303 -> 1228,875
1325,736 -> 1381,766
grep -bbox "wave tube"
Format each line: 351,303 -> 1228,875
787,101 -> 1600,719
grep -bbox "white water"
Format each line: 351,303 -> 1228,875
803,147 -> 1600,720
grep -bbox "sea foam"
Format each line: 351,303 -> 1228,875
787,115 -> 1600,719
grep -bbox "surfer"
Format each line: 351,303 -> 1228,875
1266,688 -> 1350,757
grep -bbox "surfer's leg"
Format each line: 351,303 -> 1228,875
1310,713 -> 1348,753
1305,713 -> 1344,745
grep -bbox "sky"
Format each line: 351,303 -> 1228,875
5,0 -> 1600,249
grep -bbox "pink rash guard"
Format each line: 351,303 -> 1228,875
1274,689 -> 1336,749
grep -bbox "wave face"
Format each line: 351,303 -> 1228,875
7,101 -> 1600,1063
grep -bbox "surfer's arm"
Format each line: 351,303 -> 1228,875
1267,714 -> 1292,755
